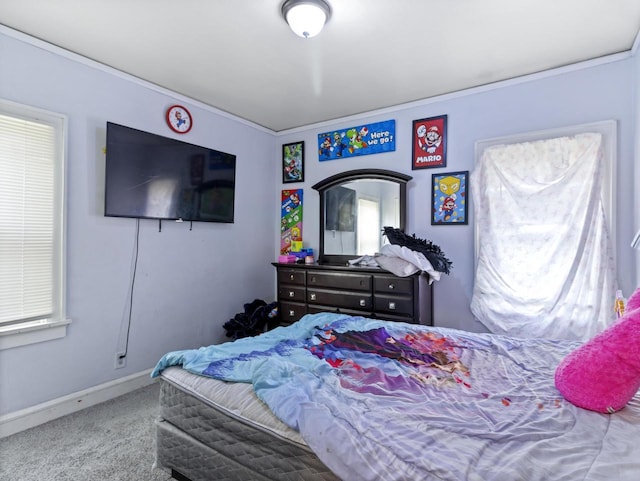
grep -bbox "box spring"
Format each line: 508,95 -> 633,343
156,366 -> 339,481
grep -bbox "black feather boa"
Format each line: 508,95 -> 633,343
382,227 -> 452,274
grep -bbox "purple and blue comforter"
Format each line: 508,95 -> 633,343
152,313 -> 640,481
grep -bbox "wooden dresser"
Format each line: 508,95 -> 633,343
273,263 -> 433,326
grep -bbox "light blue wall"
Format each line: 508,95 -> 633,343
1,27 -> 637,416
277,55 -> 637,333
0,30 -> 278,415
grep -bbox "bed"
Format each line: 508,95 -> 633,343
152,312 -> 640,481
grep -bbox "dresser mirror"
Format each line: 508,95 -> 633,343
312,169 -> 412,265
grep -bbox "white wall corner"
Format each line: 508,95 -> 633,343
633,29 -> 640,56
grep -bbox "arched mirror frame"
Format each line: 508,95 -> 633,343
312,169 -> 412,265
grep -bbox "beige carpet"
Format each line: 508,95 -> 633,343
0,382 -> 172,481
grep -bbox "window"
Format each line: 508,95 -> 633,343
471,121 -> 617,341
0,100 -> 68,349
357,198 -> 380,254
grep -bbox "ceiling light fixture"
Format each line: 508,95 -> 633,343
282,0 -> 331,39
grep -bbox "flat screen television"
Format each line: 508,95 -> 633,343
104,122 -> 236,223
325,185 -> 355,232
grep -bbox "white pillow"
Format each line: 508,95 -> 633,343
374,254 -> 420,277
378,244 -> 441,282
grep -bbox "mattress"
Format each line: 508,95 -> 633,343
156,366 -> 339,481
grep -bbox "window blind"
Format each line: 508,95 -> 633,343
0,113 -> 56,325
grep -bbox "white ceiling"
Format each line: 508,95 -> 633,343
1,0 -> 640,132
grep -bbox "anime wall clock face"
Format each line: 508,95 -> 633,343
166,105 -> 192,134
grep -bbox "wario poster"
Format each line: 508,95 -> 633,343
318,120 -> 395,161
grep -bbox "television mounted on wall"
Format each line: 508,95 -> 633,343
104,122 -> 236,223
325,185 -> 355,232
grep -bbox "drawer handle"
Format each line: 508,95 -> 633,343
388,302 -> 396,310
388,283 -> 395,289
310,276 -> 316,283
310,293 -> 317,301
359,299 -> 366,307
289,274 -> 295,281
289,309 -> 295,317
288,291 -> 295,298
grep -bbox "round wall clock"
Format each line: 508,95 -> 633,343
166,105 -> 193,134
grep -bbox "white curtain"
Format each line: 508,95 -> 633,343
470,132 -> 616,341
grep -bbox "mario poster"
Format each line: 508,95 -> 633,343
412,115 -> 447,169
317,120 -> 395,161
281,189 -> 303,254
431,171 -> 468,225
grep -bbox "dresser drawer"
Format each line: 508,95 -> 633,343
277,269 -> 306,286
278,286 -> 306,302
279,301 -> 307,324
307,272 -> 371,291
374,275 -> 414,295
273,263 -> 432,329
374,312 -> 418,324
307,289 -> 372,311
374,294 -> 414,317
307,305 -> 371,317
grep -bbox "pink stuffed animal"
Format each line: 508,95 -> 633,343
555,287 -> 640,413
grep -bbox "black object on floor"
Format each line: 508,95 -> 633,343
223,299 -> 280,339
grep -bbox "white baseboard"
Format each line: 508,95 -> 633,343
0,369 -> 155,439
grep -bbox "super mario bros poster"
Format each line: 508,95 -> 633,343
282,141 -> 304,183
317,120 -> 395,161
281,189 -> 303,254
412,115 -> 447,169
431,171 -> 468,225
